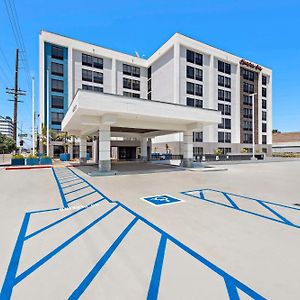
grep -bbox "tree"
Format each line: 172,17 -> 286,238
0,133 -> 16,153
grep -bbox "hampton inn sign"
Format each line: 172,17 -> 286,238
240,59 -> 263,71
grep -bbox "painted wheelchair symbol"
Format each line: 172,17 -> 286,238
141,194 -> 183,206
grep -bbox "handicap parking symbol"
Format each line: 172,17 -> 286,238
141,194 -> 183,206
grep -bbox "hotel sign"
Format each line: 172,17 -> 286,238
240,59 -> 262,71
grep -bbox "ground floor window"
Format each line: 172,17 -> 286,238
219,147 -> 231,155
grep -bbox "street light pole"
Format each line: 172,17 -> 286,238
32,76 -> 35,155
250,92 -> 258,160
46,69 -> 50,157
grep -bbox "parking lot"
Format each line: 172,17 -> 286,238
0,160 -> 300,299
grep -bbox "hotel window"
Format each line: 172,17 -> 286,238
123,91 -> 140,98
243,108 -> 252,118
218,75 -> 224,86
51,79 -> 64,93
186,82 -> 194,95
218,60 -> 231,75
195,84 -> 203,96
262,123 -> 267,132
186,66 -> 202,81
262,99 -> 267,109
193,147 -> 203,155
82,54 -> 93,67
186,49 -> 203,66
51,112 -> 64,125
243,133 -> 253,144
123,64 -> 140,77
93,57 -> 103,69
82,84 -> 93,91
262,111 -> 267,121
243,95 -> 252,105
218,132 -> 231,143
225,77 -> 231,88
93,86 -> 103,93
132,79 -> 140,91
148,80 -> 151,92
148,66 -> 152,79
123,78 -> 132,89
224,91 -> 231,102
218,89 -> 224,101
242,69 -> 255,81
243,121 -> 252,131
82,69 -> 93,82
218,103 -> 231,115
51,95 -> 64,109
225,132 -> 231,143
243,82 -> 254,93
262,75 -> 267,86
262,135 -> 267,144
51,46 -> 64,60
262,87 -> 267,97
186,97 -> 203,108
218,118 -> 231,129
93,71 -> 103,84
51,62 -> 63,76
193,132 -> 203,142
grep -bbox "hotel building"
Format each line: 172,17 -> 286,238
39,31 -> 272,171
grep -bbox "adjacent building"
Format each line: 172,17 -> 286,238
272,132 -> 300,153
39,31 -> 272,169
0,116 -> 13,138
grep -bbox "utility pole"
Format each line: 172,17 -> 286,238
6,49 -> 26,147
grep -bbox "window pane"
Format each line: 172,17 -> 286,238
186,66 -> 194,79
186,50 -> 194,63
51,62 -> 64,76
82,69 -> 93,82
186,82 -> 194,95
82,54 -> 93,67
51,79 -> 64,92
93,57 -> 103,69
51,95 -> 64,109
51,46 -> 64,60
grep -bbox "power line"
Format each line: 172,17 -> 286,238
0,46 -> 14,74
4,0 -> 31,92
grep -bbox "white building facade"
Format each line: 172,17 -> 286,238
39,31 -> 272,169
0,116 -> 13,138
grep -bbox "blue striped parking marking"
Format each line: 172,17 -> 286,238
181,188 -> 300,229
0,168 -> 267,299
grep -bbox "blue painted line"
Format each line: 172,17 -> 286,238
52,168 -> 69,208
117,202 -> 265,299
197,188 -> 300,211
14,205 -> 119,285
69,217 -> 138,299
67,167 -> 114,203
64,185 -> 89,196
183,192 -> 292,226
147,234 -> 167,300
24,198 -> 106,240
182,190 -> 300,229
62,181 -> 84,190
257,201 -> 294,226
223,192 -> 239,209
0,213 -> 30,300
67,191 -> 97,204
224,277 -> 240,300
60,178 -> 81,185
199,191 -> 205,200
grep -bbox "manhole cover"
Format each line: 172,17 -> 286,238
293,203 -> 300,206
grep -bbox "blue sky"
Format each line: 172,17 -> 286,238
0,0 -> 299,142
